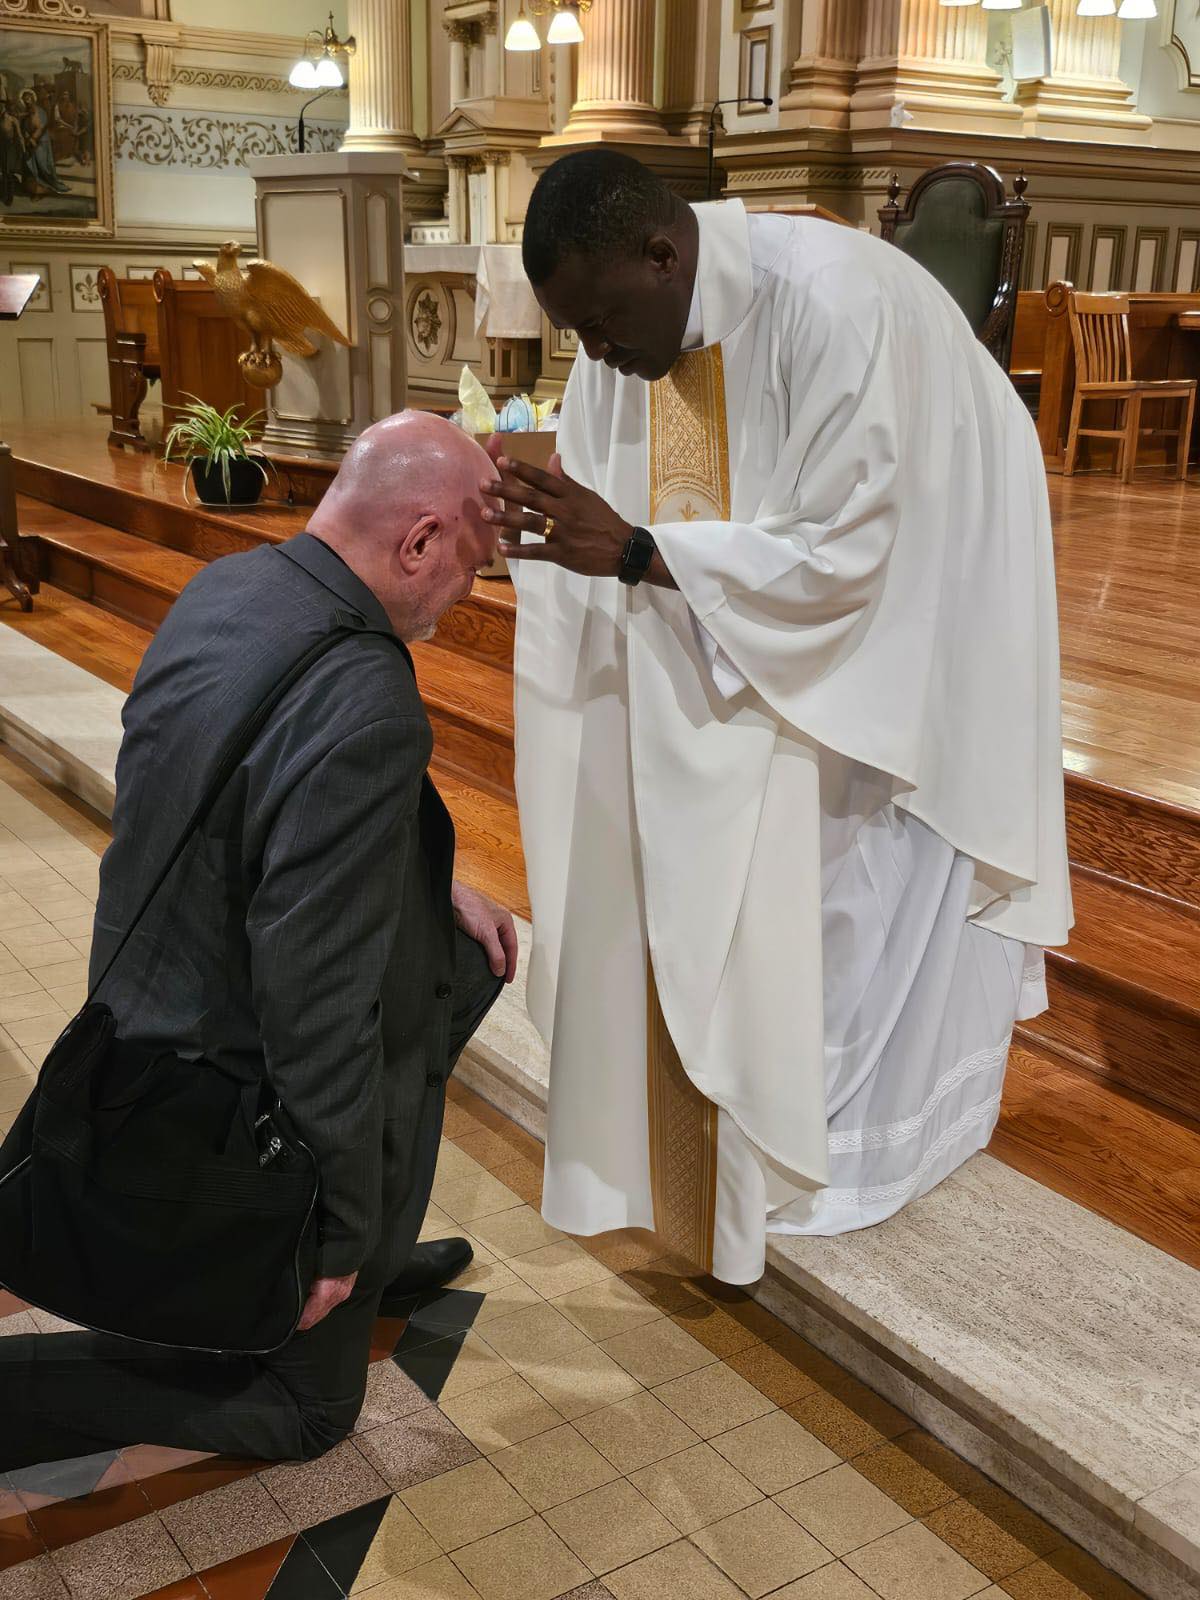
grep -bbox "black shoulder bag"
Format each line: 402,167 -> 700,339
0,621 -> 401,1355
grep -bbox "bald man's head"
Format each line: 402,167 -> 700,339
309,412 -> 499,641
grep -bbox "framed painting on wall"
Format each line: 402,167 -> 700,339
0,11 -> 113,239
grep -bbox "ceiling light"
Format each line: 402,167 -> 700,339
1076,0 -> 1116,13
547,5 -> 585,43
505,11 -> 542,49
1117,0 -> 1156,16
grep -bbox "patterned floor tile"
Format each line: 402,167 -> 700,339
450,1515 -> 590,1600
690,1497 -> 832,1598
542,1479 -> 676,1577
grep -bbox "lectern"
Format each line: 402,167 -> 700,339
0,274 -> 40,611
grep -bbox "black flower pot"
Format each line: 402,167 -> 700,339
190,455 -> 264,507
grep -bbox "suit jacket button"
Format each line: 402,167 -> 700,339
426,1072 -> 440,1088
436,983 -> 452,1000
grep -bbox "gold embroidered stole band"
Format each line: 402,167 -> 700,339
643,345 -> 731,1273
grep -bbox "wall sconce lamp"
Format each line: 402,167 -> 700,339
290,12 -> 357,90
505,0 -> 592,52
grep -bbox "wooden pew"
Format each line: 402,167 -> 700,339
1036,285 -> 1200,470
98,268 -> 162,453
152,269 -> 261,443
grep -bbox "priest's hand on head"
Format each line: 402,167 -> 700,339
481,452 -> 632,578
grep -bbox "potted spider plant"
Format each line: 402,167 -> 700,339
163,397 -> 268,507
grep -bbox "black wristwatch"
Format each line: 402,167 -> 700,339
618,525 -> 656,587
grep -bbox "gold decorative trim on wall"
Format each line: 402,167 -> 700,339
111,60 -> 349,99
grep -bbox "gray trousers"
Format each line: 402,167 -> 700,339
0,932 -> 502,1469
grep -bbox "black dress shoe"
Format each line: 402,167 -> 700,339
381,1237 -> 474,1305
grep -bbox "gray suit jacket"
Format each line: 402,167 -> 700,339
91,533 -> 457,1280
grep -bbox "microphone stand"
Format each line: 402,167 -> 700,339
297,86 -> 336,154
707,96 -> 774,201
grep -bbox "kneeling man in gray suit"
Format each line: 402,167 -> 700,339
0,411 -> 518,1467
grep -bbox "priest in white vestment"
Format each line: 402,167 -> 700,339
482,152 -> 1072,1285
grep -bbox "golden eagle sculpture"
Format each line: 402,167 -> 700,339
193,241 -> 352,390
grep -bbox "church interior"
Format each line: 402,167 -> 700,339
0,0 -> 1198,1597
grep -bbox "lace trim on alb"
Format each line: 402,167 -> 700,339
817,1095 -> 1003,1208
826,1039 -> 1010,1155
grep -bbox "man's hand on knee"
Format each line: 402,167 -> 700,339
297,1272 -> 358,1333
451,882 -> 518,984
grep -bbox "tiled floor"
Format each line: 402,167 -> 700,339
0,753 -> 1149,1600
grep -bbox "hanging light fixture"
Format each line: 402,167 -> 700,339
289,11 -> 356,90
547,3 -> 586,43
981,0 -> 1021,11
1116,0 -> 1156,16
506,0 -> 593,51
505,3 -> 542,50
1075,0 -> 1116,14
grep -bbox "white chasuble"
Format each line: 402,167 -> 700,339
511,202 -> 1072,1284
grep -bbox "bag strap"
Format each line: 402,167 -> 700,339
87,618 -> 403,1006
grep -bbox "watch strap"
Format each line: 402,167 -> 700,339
619,526 -> 656,587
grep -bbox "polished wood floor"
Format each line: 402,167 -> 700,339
1048,471 -> 1200,814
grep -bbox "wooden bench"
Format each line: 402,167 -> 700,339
98,268 -> 162,452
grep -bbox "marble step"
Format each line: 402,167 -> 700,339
1021,870 -> 1200,1123
458,974 -> 1200,1600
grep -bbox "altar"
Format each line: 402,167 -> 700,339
403,242 -> 542,407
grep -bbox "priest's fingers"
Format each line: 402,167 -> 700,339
498,539 -> 555,563
496,456 -> 569,498
486,505 -> 549,535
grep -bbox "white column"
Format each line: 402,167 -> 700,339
781,0 -> 860,130
553,0 -> 670,141
1015,0 -> 1149,136
851,0 -> 1020,133
446,21 -> 470,107
341,0 -> 422,154
482,11 -> 503,98
660,0 -> 721,139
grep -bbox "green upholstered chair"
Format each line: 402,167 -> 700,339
879,162 -> 1030,372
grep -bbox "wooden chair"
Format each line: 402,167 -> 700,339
879,162 -> 1029,372
1064,292 -> 1196,481
98,267 -> 162,452
152,269 -> 260,443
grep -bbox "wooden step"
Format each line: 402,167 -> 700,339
432,577 -> 516,671
1066,770 -> 1200,910
14,451 -> 307,564
19,495 -> 203,631
437,771 -> 529,922
409,640 -> 515,801
990,1039 -> 1200,1269
1020,869 -> 1200,1123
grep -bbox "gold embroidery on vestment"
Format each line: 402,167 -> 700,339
642,343 -> 731,1273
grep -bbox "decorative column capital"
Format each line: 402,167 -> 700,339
445,19 -> 478,45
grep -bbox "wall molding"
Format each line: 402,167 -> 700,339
113,110 -> 345,170
111,59 -> 350,102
